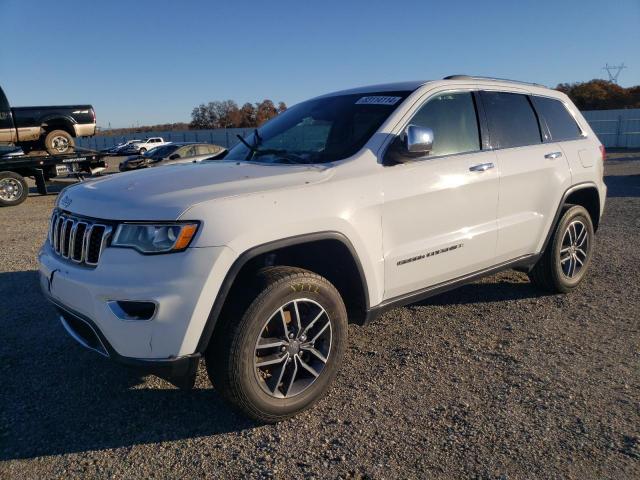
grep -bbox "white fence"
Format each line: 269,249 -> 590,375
76,128 -> 254,150
77,108 -> 640,151
582,109 -> 640,148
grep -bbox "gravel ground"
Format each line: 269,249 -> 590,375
1,154 -> 639,479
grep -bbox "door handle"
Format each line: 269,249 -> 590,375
469,162 -> 495,172
544,151 -> 562,159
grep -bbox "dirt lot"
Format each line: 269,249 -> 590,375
1,154 -> 639,479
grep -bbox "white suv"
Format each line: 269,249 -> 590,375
39,76 -> 606,422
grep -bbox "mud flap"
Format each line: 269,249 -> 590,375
33,168 -> 48,195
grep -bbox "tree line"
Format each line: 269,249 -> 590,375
556,79 -> 640,110
99,80 -> 639,136
190,99 -> 287,129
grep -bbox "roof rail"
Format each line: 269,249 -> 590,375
443,75 -> 545,88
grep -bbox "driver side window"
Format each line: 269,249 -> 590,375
410,92 -> 480,157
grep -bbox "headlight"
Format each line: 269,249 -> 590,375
112,222 -> 199,253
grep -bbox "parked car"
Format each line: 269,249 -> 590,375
0,85 -> 96,155
39,76 -> 606,423
119,143 -> 224,171
101,139 -> 142,155
120,137 -> 168,155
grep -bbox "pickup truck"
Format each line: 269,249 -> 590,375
120,137 -> 168,154
0,86 -> 96,155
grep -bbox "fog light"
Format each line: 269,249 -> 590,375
107,300 -> 157,321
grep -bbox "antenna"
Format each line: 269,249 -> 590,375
602,63 -> 627,84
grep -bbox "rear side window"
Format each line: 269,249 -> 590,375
409,92 -> 480,156
531,96 -> 583,141
480,92 -> 541,149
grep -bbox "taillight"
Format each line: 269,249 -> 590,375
92,109 -> 96,124
599,145 -> 606,162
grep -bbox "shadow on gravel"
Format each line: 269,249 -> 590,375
0,270 -> 255,461
415,278 -> 548,306
605,174 -> 640,198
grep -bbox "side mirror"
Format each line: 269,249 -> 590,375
384,125 -> 434,165
405,125 -> 434,154
169,153 -> 180,160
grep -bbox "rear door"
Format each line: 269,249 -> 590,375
0,87 -> 17,143
479,91 -> 572,262
530,95 -> 597,188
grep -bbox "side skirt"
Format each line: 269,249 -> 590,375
364,253 -> 540,324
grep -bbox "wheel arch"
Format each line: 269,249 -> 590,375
41,115 -> 77,136
195,231 -> 370,354
540,182 -> 601,254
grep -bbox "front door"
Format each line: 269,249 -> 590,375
381,91 -> 499,300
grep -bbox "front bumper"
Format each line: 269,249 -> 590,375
49,294 -> 200,378
39,241 -> 234,360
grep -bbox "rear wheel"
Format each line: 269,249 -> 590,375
0,171 -> 28,207
529,205 -> 594,293
206,266 -> 348,423
44,129 -> 75,155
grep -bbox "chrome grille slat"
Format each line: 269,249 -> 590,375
54,215 -> 65,253
71,222 -> 88,262
48,210 -> 111,267
61,219 -> 74,258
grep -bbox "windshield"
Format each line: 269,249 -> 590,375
143,144 -> 179,158
223,91 -> 410,164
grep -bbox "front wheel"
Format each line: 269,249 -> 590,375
529,205 -> 594,293
0,171 -> 28,207
138,147 -> 147,154
206,266 -> 348,423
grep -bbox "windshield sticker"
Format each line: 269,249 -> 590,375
355,96 -> 402,106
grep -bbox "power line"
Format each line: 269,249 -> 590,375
602,63 -> 627,84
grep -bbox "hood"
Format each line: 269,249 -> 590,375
58,161 -> 333,220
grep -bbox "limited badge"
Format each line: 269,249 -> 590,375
355,96 -> 402,106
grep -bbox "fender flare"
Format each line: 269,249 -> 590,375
539,181 -> 600,254
195,231 -> 369,353
40,115 -> 77,133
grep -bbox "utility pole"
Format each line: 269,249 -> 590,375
602,63 -> 627,84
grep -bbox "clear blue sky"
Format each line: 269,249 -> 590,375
2,0 -> 638,128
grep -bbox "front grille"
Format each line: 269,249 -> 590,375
49,210 -> 112,267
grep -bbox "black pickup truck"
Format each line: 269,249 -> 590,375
0,85 -> 96,155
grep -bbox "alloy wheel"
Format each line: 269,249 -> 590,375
559,219 -> 589,278
253,298 -> 332,399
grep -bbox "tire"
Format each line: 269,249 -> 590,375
44,129 -> 75,155
139,148 -> 147,154
0,171 -> 29,207
529,205 -> 594,293
206,266 -> 348,423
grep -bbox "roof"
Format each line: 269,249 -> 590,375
315,81 -> 429,98
315,76 -> 552,100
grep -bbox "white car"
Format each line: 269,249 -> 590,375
39,76 -> 606,422
122,137 -> 168,154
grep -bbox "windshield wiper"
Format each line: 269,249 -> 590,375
236,134 -> 257,152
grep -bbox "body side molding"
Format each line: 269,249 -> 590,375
365,253 -> 540,323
